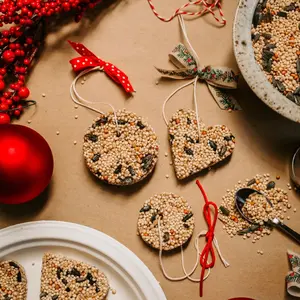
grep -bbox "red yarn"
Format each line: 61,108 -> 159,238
196,180 -> 218,297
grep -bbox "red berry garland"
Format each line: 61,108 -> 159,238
0,0 -> 107,123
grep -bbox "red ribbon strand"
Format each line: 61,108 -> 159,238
68,40 -> 135,93
196,179 -> 218,297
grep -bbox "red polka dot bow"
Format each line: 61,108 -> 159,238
68,41 -> 135,93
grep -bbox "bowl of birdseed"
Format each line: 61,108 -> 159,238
233,0 -> 300,122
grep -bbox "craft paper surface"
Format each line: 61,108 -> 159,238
0,1 -> 299,299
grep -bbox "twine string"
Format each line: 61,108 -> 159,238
69,66 -> 119,131
146,0 -> 226,24
161,15 -> 202,138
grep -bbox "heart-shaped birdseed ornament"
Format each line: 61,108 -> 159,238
168,109 -> 235,180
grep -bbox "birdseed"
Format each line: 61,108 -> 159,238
252,0 -> 300,104
0,260 -> 27,300
40,253 -> 109,300
168,109 -> 235,180
137,193 -> 195,251
219,174 -> 290,241
83,109 -> 159,186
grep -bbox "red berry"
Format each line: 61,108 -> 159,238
12,96 -> 20,102
0,68 -> 6,75
0,103 -> 9,111
9,43 -> 16,50
14,109 -> 21,116
6,99 -> 12,106
18,86 -> 29,99
23,58 -> 30,65
3,50 -> 15,63
25,37 -> 33,44
17,104 -> 23,112
0,113 -> 10,124
15,49 -> 21,56
0,79 -> 5,91
2,30 -> 9,37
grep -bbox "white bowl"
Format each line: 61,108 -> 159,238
233,0 -> 300,123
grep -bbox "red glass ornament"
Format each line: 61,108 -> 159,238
18,86 -> 29,98
0,113 -> 10,124
0,124 -> 53,204
3,49 -> 15,63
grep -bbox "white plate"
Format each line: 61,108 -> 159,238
0,221 -> 166,300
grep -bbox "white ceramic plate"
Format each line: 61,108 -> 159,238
233,0 -> 300,123
0,221 -> 166,300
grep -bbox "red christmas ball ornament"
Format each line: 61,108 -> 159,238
18,86 -> 30,98
0,113 -> 10,124
3,50 -> 16,63
0,125 -> 54,204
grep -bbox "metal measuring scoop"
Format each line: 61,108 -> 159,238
235,188 -> 300,244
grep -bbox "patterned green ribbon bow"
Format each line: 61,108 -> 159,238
286,250 -> 300,297
156,43 -> 241,111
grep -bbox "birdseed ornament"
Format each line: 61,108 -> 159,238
69,41 -> 159,186
157,16 -> 238,180
0,260 -> 27,299
137,181 -> 229,298
40,253 -> 110,299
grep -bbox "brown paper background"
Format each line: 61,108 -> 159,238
0,0 -> 300,299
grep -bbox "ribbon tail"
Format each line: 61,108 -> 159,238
104,66 -> 135,93
207,85 -> 242,111
155,66 -> 195,80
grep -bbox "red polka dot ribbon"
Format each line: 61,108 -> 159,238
196,179 -> 218,297
68,41 -> 135,93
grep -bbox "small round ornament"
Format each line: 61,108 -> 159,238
83,109 -> 159,186
0,124 -> 54,204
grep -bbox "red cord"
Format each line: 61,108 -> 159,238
196,180 -> 218,297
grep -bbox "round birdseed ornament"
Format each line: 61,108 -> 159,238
137,193 -> 195,251
83,109 -> 159,185
69,43 -> 159,186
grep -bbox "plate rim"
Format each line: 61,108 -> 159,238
0,220 -> 167,300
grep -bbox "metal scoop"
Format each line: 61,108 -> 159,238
235,188 -> 300,244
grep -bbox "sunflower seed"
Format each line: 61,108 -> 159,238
137,121 -> 145,129
114,164 -> 122,174
182,212 -> 193,222
140,205 -> 151,212
266,181 -> 275,190
220,206 -> 230,216
247,178 -> 256,186
184,147 -> 194,155
92,153 -> 100,162
277,11 -> 287,18
219,145 -> 227,157
262,33 -> 272,39
9,262 -> 20,269
163,232 -> 170,242
208,140 -> 217,151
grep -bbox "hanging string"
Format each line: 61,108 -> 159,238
70,66 -> 119,131
161,15 -> 203,138
146,0 -> 226,25
196,180 -> 229,297
157,209 -> 229,283
157,218 -> 211,282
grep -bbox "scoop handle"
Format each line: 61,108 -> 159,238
275,222 -> 300,244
